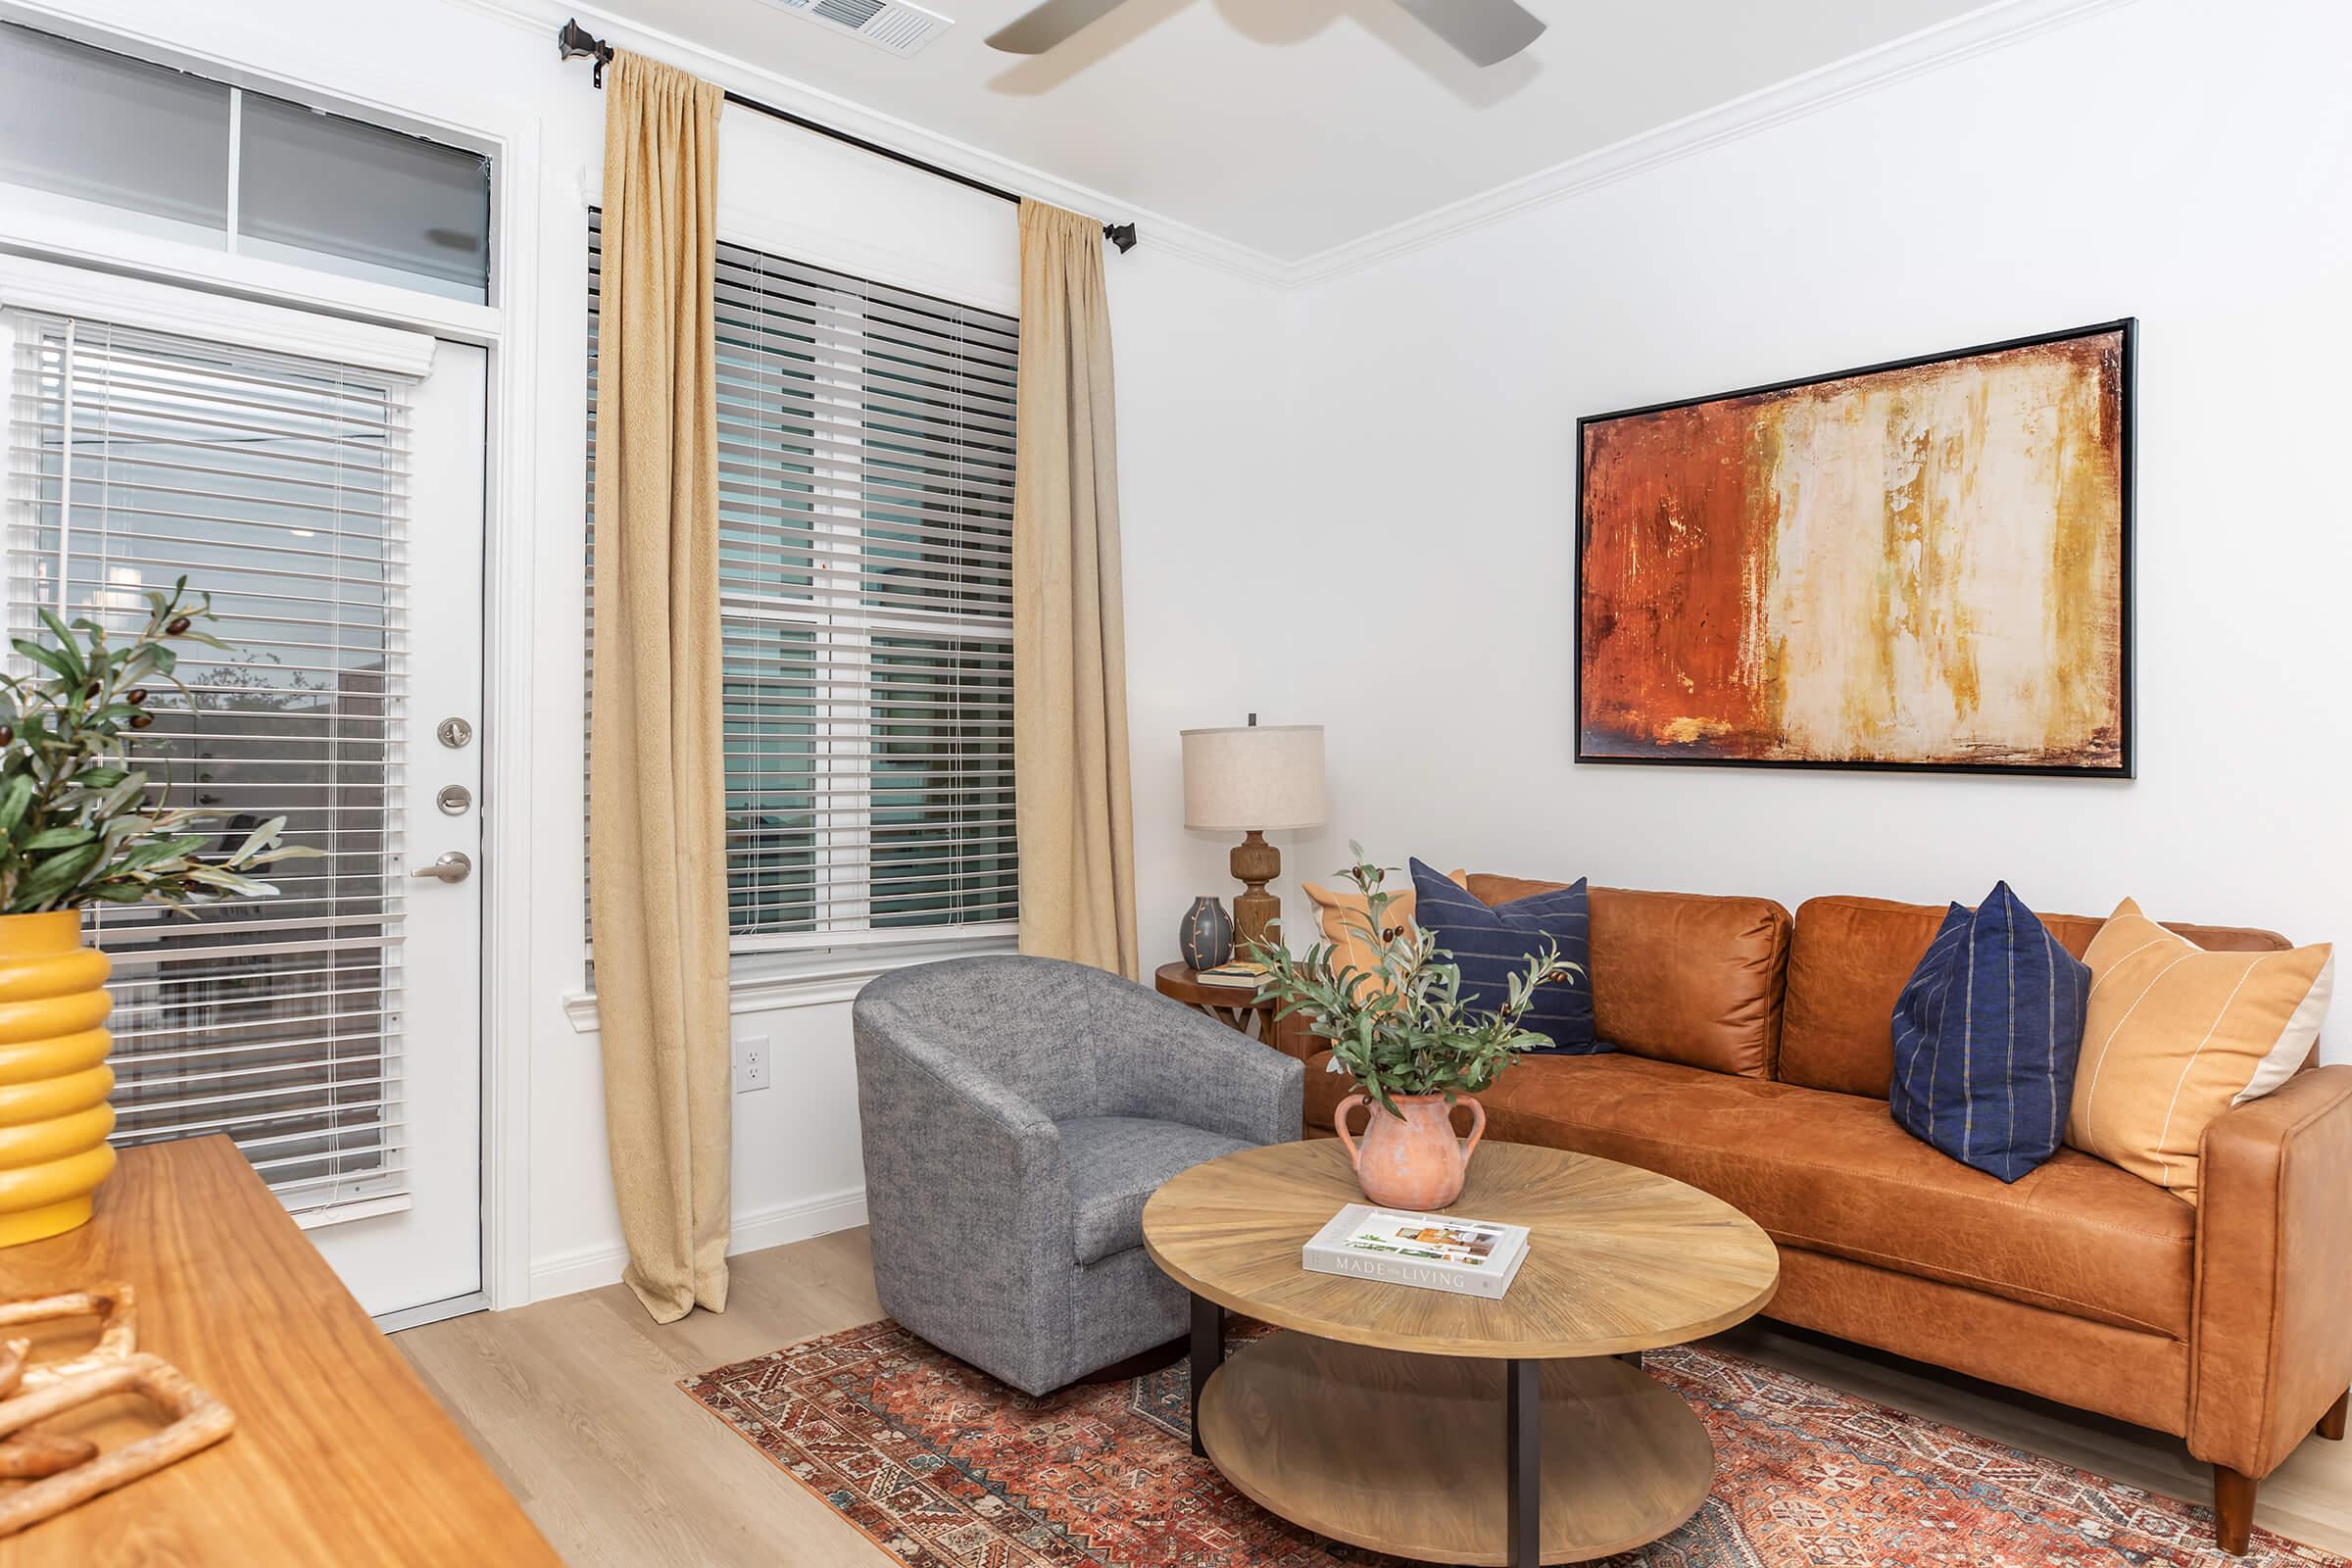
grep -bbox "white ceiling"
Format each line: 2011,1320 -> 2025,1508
623,0 -> 1996,262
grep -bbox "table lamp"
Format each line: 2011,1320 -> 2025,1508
1181,717 -> 1326,955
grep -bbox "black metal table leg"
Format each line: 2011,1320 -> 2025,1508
1506,1357 -> 1540,1566
1189,1293 -> 1223,1458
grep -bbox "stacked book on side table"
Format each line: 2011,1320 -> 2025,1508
1302,1205 -> 1531,1299
1193,960 -> 1269,990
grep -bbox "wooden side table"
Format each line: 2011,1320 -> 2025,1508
1154,961 -> 1275,1042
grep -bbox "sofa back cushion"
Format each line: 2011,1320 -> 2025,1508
1466,876 -> 1789,1077
1782,895 -> 2293,1099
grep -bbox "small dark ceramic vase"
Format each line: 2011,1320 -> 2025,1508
1180,897 -> 1235,970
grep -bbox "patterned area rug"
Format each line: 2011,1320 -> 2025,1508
680,1320 -> 2346,1567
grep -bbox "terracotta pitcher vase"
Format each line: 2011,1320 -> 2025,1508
1333,1092 -> 1485,1210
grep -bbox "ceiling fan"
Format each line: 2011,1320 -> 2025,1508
985,0 -> 1546,68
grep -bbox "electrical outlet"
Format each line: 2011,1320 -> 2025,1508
734,1034 -> 770,1094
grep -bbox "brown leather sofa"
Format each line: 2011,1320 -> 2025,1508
1285,875 -> 2352,1554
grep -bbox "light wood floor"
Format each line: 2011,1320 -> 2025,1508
397,1228 -> 2352,1567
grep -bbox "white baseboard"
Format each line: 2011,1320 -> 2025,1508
525,1186 -> 869,1304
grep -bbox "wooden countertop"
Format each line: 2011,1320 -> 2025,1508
0,1136 -> 560,1566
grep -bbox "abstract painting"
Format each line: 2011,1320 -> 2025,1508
1577,321 -> 2132,775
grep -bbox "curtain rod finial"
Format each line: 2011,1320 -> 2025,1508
1103,221 -> 1139,255
558,19 -> 613,86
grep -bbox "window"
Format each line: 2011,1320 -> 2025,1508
5,308 -> 413,1219
0,23 -> 227,241
587,216 -> 1018,966
0,23 -> 492,302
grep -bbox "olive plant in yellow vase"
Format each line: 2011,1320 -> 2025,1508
0,581 -> 312,1246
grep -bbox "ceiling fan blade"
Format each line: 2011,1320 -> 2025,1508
1393,0 -> 1546,67
985,0 -> 1138,54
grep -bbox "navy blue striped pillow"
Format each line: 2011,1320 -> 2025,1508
1409,859 -> 1602,1054
1888,881 -> 2091,1183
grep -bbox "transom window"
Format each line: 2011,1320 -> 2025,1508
0,22 -> 492,303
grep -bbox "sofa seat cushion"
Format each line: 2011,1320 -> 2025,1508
1303,1051 -> 2194,1340
1058,1116 -> 1251,1266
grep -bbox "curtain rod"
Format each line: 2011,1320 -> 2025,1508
556,20 -> 1140,255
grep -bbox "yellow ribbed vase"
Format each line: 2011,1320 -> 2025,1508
0,909 -> 114,1246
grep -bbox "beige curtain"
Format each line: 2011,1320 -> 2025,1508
1012,201 -> 1140,978
588,51 -> 731,1324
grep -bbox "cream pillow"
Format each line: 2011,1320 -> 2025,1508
2065,899 -> 2333,1203
1301,868 -> 1466,997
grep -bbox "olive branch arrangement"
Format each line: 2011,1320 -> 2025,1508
0,579 -> 315,914
1247,844 -> 1584,1118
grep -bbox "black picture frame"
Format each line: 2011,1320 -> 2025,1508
1574,318 -> 2136,779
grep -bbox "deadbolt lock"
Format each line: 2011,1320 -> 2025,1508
437,784 -> 473,815
437,716 -> 474,750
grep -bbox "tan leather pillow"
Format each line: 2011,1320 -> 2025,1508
2066,899 -> 2334,1203
1301,868 -> 1464,995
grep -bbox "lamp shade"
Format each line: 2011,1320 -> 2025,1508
1181,724 -> 1326,831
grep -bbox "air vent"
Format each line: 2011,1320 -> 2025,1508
759,0 -> 953,57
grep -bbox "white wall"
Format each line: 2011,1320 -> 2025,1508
1276,0 -> 2352,1055
9,0 -> 1294,1301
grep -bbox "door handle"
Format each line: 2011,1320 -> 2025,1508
410,852 -> 473,884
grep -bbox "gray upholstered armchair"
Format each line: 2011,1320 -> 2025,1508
853,956 -> 1302,1396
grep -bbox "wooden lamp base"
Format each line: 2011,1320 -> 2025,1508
1231,830 -> 1282,956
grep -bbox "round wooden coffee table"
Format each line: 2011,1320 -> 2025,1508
1141,1139 -> 1779,1567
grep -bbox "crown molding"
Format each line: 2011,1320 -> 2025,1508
9,0 -> 2144,295
1279,0 -> 2142,287
443,0 -> 2135,292
443,0 -> 1296,287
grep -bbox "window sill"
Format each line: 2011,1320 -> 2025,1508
564,929 -> 1019,1033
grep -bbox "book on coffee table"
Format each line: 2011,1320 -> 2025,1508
1301,1203 -> 1531,1299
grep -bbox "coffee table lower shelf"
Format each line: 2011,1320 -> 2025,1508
1196,1331 -> 1714,1566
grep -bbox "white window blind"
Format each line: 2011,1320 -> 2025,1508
5,309 -> 413,1220
587,215 -> 1018,954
